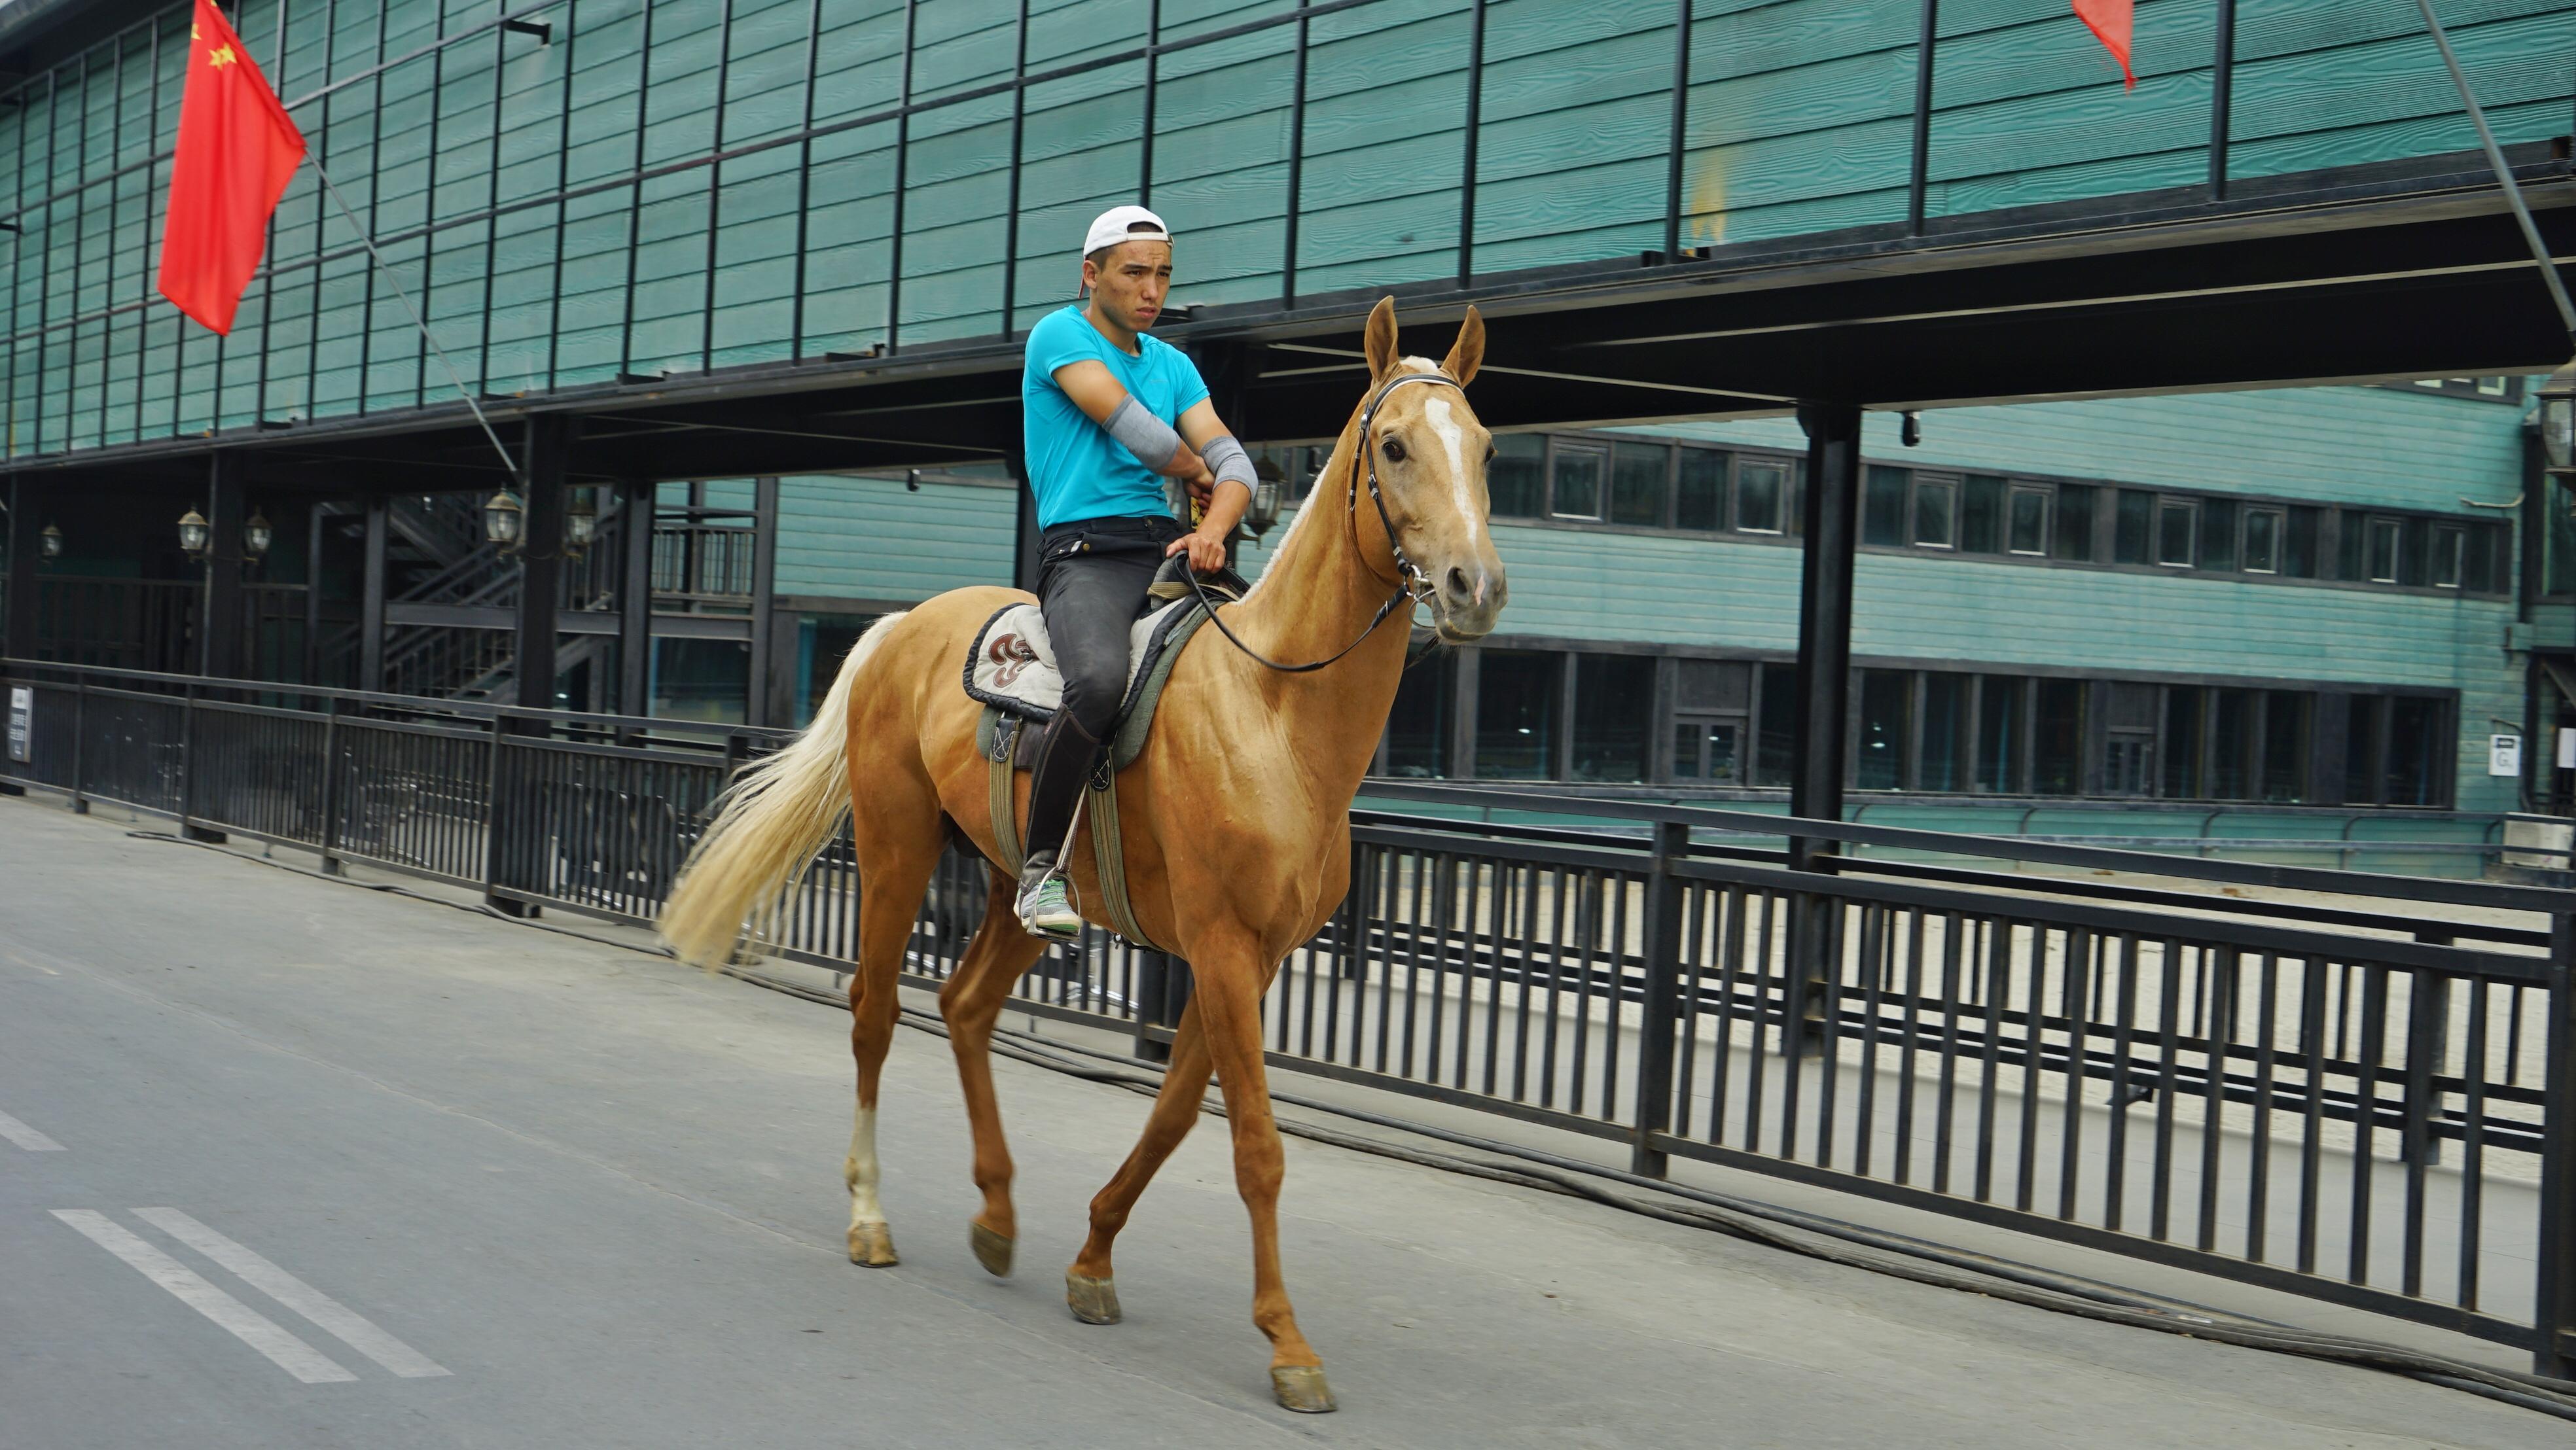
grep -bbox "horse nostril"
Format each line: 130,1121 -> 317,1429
1445,566 -> 1471,599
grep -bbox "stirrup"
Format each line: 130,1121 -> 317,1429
1014,865 -> 1082,942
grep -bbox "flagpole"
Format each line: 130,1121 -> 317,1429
2411,0 -> 2576,349
304,156 -> 524,483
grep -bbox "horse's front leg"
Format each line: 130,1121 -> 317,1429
1067,1000 -> 1210,1324
1190,938 -> 1334,1414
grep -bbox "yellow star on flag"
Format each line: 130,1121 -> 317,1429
207,44 -> 236,67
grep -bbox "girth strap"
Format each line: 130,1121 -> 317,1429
979,705 -> 1161,952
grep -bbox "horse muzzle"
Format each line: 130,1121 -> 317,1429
1428,560 -> 1506,641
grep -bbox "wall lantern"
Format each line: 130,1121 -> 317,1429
176,508 -> 212,559
484,487 -> 526,551
565,487 -> 599,554
242,510 -> 274,561
38,523 -> 63,560
2540,359 -> 2576,478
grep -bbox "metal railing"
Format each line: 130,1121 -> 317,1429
2,656 -> 2569,1377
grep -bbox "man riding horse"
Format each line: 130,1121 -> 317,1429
1012,205 -> 1261,940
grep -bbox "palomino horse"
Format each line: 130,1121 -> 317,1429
656,298 -> 1504,1413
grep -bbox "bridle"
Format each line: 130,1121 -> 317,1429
1186,370 -> 1458,673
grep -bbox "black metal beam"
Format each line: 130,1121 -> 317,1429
513,416 -> 574,714
747,475 -> 779,728
617,477 -> 653,719
199,453 -> 245,680
359,495 -> 387,693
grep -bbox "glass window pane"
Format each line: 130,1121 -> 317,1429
1571,654 -> 1654,781
800,616 -> 880,726
1675,449 -> 1726,531
2550,482 -> 2576,595
1474,650 -> 1562,779
2385,696 -> 2444,805
2033,679 -> 2085,795
2200,499 -> 2236,571
2208,688 -> 2253,799
2284,506 -> 2319,578
2243,508 -> 2280,573
2431,525 -> 2463,588
1552,447 -> 1603,519
1856,669 -> 1912,790
1705,722 -> 1742,784
1912,479 -> 1956,548
1609,444 -> 1668,527
2007,488 -> 2048,554
1863,467 -> 1908,547
2161,686 -> 2202,797
1383,651 -> 1454,777
2115,489 -> 2155,564
1961,476 -> 2003,553
1489,435 -> 1545,518
2261,690 -> 2310,802
2367,518 -> 2400,582
1736,459 -> 1785,532
2053,484 -> 2095,561
2344,696 -> 2383,804
1975,676 -> 2023,792
1920,673 -> 1966,791
2462,523 -> 2497,592
2397,518 -> 2429,586
653,637 -> 749,723
1755,662 -> 1797,786
2156,501 -> 2196,567
1672,721 -> 1702,779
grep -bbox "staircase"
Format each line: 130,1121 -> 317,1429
323,494 -> 624,707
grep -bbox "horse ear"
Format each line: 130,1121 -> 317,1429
1442,306 -> 1484,387
1363,296 -> 1399,380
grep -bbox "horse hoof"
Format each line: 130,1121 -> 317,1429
1270,1365 -> 1337,1414
847,1222 -> 898,1267
1065,1270 -> 1122,1325
970,1222 -> 1014,1278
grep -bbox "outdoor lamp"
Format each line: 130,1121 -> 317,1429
484,487 -> 525,550
2541,359 -> 2576,476
176,508 -> 212,559
38,523 -> 62,560
565,488 -> 599,554
242,510 -> 274,561
1245,456 -> 1285,539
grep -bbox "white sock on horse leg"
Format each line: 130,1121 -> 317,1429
845,1104 -> 884,1227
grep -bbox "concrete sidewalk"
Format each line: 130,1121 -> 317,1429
0,794 -> 2558,1448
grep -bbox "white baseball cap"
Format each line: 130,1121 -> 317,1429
1083,205 -> 1172,258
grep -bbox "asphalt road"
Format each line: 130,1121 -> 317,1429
0,794 -> 2560,1449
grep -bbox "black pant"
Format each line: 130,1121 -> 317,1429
1035,514 -> 1185,739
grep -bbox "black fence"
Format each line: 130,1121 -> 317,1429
3,657 -> 2570,1379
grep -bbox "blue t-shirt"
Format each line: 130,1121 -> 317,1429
1021,306 -> 1209,530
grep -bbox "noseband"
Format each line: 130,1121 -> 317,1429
1187,370 -> 1459,674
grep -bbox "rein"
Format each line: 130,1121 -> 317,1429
1185,370 -> 1456,673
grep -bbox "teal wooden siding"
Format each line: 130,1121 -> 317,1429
8,0 -> 2566,462
770,474 -> 1019,599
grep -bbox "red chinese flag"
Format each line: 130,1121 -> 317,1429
156,0 -> 307,334
2072,0 -> 2136,88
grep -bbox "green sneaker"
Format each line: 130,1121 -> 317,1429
1014,869 -> 1082,941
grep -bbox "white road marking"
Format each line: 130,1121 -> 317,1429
135,1208 -> 450,1379
51,1211 -> 357,1384
0,1106 -> 65,1150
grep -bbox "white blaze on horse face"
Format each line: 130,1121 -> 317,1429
1422,396 -> 1480,550
845,1103 -> 885,1226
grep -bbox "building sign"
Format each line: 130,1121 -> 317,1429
6,686 -> 28,764
2489,734 -> 2521,777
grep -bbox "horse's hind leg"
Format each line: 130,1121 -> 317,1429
843,797 -> 944,1268
939,868 -> 1050,1276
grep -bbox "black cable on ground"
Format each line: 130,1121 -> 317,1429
122,826 -> 2576,1421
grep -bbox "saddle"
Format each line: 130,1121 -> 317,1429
957,556 -> 1247,950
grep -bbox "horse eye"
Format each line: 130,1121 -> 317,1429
1382,438 -> 1407,463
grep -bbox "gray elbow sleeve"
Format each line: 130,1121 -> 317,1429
1105,395 -> 1183,470
1201,433 -> 1256,493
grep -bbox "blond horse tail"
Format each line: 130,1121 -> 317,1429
656,610 -> 909,968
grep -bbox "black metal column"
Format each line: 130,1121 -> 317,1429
302,504 -> 327,686
513,416 -> 575,714
3,478 -> 40,662
2535,913 -> 2576,1378
1790,402 -> 1861,866
200,453 -> 246,680
747,476 -> 781,727
617,477 -> 654,718
359,496 -> 388,694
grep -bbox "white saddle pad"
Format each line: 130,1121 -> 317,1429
964,597 -> 1198,721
